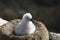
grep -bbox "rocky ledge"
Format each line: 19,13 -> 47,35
0,19 -> 49,40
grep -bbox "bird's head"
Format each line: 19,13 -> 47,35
22,13 -> 33,21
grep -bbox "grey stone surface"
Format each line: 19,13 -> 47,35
50,32 -> 60,40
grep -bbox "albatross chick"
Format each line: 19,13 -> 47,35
14,13 -> 36,35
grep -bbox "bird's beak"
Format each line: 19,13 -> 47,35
29,19 -> 34,23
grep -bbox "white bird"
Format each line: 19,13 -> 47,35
14,13 -> 36,35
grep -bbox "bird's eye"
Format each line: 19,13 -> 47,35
26,17 -> 29,19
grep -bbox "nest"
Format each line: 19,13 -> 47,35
0,19 -> 49,40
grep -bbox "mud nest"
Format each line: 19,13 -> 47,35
0,19 -> 49,40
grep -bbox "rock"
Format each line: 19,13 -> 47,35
0,18 -> 8,26
49,32 -> 60,40
0,19 -> 49,40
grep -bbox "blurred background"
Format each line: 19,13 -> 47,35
0,0 -> 60,33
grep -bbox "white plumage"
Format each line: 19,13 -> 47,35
14,13 -> 36,35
